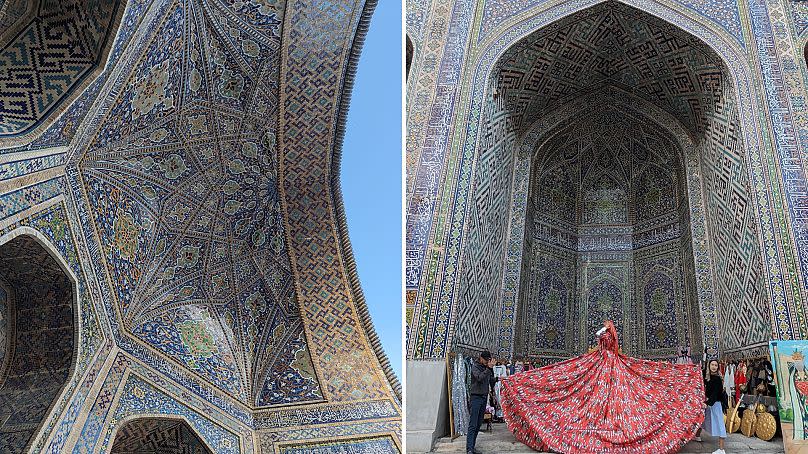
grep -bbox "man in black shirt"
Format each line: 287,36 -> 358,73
467,350 -> 497,454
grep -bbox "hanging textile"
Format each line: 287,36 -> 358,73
493,364 -> 508,418
500,321 -> 704,453
735,362 -> 748,401
451,353 -> 470,435
724,364 -> 735,398
725,363 -> 736,407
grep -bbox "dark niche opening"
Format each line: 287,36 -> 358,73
111,417 -> 213,454
0,234 -> 75,453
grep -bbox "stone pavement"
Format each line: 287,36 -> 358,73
420,422 -> 785,453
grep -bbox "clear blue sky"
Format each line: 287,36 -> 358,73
341,0 -> 402,380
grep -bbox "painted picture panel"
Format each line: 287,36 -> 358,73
770,340 -> 808,445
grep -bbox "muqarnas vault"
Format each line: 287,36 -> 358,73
405,0 -> 808,450
0,0 -> 400,452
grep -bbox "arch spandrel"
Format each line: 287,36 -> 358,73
475,0 -> 747,48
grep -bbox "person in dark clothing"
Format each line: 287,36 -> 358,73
467,350 -> 497,454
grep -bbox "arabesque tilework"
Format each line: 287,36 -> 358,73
71,0 -> 322,406
0,0 -> 400,451
279,437 -> 399,453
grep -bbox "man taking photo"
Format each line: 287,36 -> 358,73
467,350 -> 497,454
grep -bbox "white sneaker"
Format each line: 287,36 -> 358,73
711,449 -> 725,454
694,436 -> 702,442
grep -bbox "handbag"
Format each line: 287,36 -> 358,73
721,390 -> 729,411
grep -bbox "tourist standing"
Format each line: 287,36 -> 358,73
703,359 -> 728,454
467,351 -> 496,454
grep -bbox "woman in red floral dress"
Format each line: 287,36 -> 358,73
500,321 -> 705,453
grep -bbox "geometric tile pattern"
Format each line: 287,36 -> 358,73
0,235 -> 73,454
478,0 -> 745,47
664,0 -> 744,44
0,0 -> 33,39
454,2 -> 725,358
407,1 -> 767,359
0,282 -> 7,374
450,92 -> 515,355
0,177 -> 62,221
59,349 -> 398,453
254,400 -> 400,431
494,3 -> 729,137
0,0 -> 152,151
748,0 -> 808,339
70,355 -> 247,454
0,0 -> 154,151
404,0 -> 753,303
259,422 -> 401,454
787,1 -> 808,38
403,0 -> 475,293
0,152 -> 64,182
0,201 -> 108,454
697,65 -> 771,354
111,417 -> 213,454
276,0 -> 400,408
0,0 -> 124,138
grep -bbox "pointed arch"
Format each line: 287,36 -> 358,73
0,227 -> 78,453
110,415 -> 215,454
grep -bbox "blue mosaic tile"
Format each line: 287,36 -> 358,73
0,177 -> 63,221
0,153 -> 65,182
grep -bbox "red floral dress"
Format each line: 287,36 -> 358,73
500,321 -> 704,453
734,365 -> 747,401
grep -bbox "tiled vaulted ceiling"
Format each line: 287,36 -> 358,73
497,1 -> 726,136
67,0 -> 322,408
